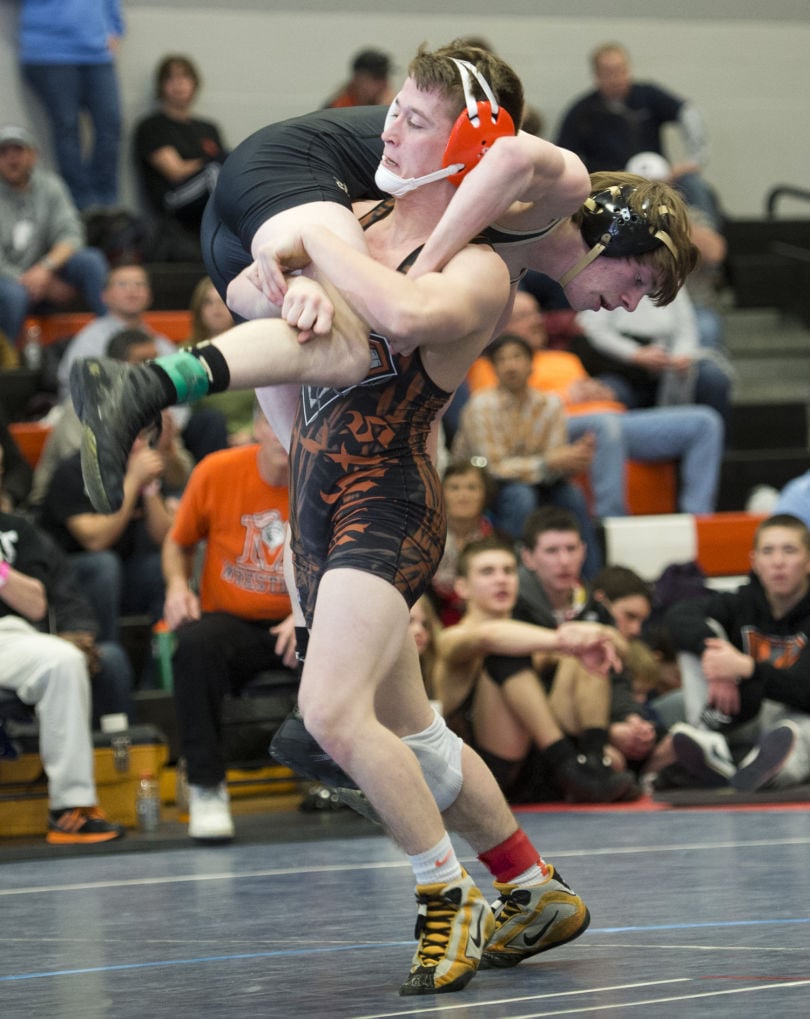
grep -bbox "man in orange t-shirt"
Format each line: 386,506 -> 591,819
162,404 -> 296,841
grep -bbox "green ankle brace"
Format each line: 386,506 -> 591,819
153,351 -> 211,403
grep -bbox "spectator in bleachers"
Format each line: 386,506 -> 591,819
0,124 -> 107,345
322,48 -> 394,109
409,595 -> 443,704
186,276 -> 254,446
55,262 -> 228,461
134,54 -> 227,262
162,403 -> 295,842
435,535 -> 635,803
38,353 -> 185,661
453,333 -> 602,578
0,503 -> 124,844
468,289 -> 724,516
556,41 -> 720,228
575,287 -> 732,426
430,461 -> 497,627
666,513 -> 810,793
18,0 -> 124,212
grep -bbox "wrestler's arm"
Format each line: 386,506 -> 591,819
297,224 -> 508,351
409,133 -> 590,276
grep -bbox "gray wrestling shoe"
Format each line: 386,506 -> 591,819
70,357 -> 166,513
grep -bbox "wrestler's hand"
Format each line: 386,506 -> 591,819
254,234 -> 311,306
555,621 -> 623,675
282,276 -> 334,342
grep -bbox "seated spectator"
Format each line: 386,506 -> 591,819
469,290 -> 724,516
0,505 -> 124,843
38,414 -> 178,662
453,333 -> 602,578
186,276 -> 254,445
409,595 -> 443,704
55,262 -> 228,462
587,565 -> 671,776
430,461 -> 497,626
134,54 -> 227,262
575,288 -> 732,425
665,514 -> 810,792
435,535 -> 636,803
162,404 -> 296,841
322,48 -> 394,109
556,41 -> 720,228
0,124 -> 107,345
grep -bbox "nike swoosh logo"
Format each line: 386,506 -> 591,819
523,910 -> 559,947
434,850 -> 453,867
469,909 -> 485,950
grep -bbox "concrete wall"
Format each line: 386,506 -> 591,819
3,0 -> 808,218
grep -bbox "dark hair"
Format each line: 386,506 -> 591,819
456,534 -> 517,578
522,506 -> 581,549
352,48 -> 391,79
442,459 -> 496,509
756,513 -> 810,552
591,564 -> 651,604
486,332 -> 533,363
106,328 -> 154,362
156,54 -> 200,99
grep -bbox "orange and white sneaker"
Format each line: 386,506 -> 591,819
399,869 -> 494,996
480,864 -> 590,969
46,805 -> 125,845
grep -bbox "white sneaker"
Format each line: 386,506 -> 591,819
732,722 -> 799,792
188,782 -> 234,842
671,723 -> 735,787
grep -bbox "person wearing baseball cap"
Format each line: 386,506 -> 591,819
0,123 -> 107,345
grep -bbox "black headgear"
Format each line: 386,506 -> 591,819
560,184 -> 677,288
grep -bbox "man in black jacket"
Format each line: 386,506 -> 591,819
666,514 -> 810,792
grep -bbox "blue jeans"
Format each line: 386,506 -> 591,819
599,358 -> 731,425
568,406 -> 724,517
0,247 -> 107,343
92,642 -> 135,727
495,478 -> 603,580
22,62 -> 121,209
68,550 -> 122,644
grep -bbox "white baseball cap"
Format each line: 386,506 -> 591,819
625,151 -> 671,181
0,124 -> 36,149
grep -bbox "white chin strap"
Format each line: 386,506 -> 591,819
374,161 -> 462,198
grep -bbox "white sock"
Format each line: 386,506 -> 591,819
508,861 -> 549,887
408,832 -> 463,886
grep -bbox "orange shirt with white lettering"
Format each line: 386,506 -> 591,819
169,444 -> 290,621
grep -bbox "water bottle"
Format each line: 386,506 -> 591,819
136,771 -> 161,832
22,323 -> 43,372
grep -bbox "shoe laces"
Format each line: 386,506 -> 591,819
492,886 -> 531,922
412,887 -> 462,966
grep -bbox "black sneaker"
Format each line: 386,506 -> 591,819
270,707 -> 358,789
46,806 -> 125,845
731,722 -> 798,792
70,357 -> 167,513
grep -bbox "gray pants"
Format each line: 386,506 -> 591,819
0,617 -> 97,809
679,647 -> 810,787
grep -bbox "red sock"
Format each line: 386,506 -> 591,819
478,828 -> 548,883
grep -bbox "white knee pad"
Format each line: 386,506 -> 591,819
402,709 -> 463,812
